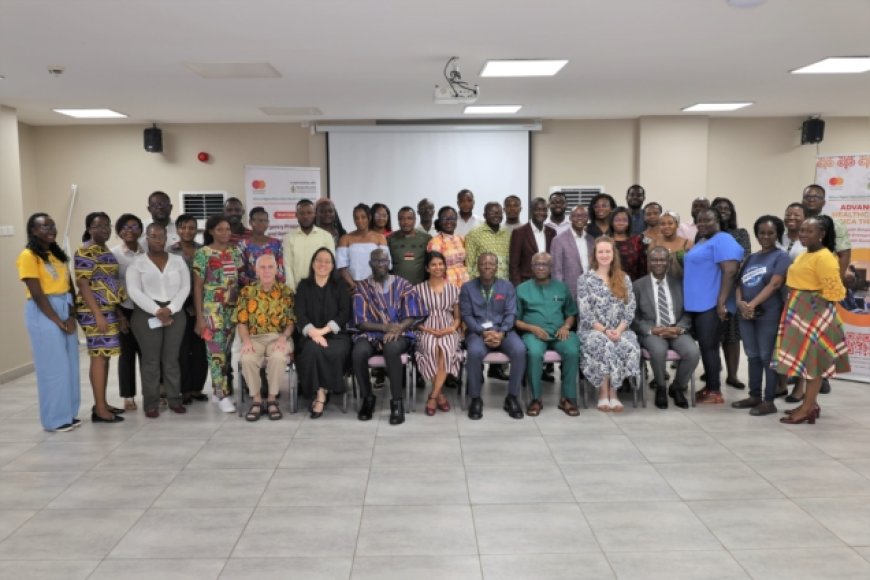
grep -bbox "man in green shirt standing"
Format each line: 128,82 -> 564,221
388,206 -> 431,286
465,201 -> 511,280
515,252 -> 581,417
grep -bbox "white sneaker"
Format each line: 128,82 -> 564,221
211,393 -> 221,403
217,397 -> 236,413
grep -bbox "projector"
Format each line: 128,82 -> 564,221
434,85 -> 479,105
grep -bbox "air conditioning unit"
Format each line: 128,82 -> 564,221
179,191 -> 228,230
549,185 -> 605,211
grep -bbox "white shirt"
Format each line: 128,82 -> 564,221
111,243 -> 145,309
651,276 -> 675,328
544,218 -> 571,235
677,222 -> 697,242
125,253 -> 190,315
780,234 -> 806,260
572,229 -> 590,272
415,224 -> 437,237
455,214 -> 482,238
531,223 -> 548,253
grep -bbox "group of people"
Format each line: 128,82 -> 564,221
18,183 -> 851,431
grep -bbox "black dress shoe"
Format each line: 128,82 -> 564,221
668,385 -> 689,409
654,386 -> 668,410
389,398 -> 405,425
487,365 -> 510,381
444,374 -> 460,389
468,397 -> 483,420
820,379 -> 831,394
357,395 -> 376,421
91,411 -> 124,423
503,395 -> 524,419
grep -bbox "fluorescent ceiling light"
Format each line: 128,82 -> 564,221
464,105 -> 522,114
681,102 -> 753,112
791,57 -> 870,74
480,59 -> 568,77
52,108 -> 127,119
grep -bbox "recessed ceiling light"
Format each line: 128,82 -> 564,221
464,105 -> 522,114
480,60 -> 568,77
791,57 -> 870,74
681,102 -> 753,112
726,0 -> 766,8
52,108 -> 128,119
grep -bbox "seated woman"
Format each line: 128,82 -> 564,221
294,247 -> 352,419
126,223 -> 190,418
576,237 -> 640,412
414,252 -> 462,416
336,203 -> 389,291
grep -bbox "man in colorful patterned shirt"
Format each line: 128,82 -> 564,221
352,248 -> 427,425
234,253 -> 295,421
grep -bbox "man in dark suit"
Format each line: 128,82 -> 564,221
460,253 -> 526,420
551,205 -> 595,300
509,197 -> 557,286
631,246 -> 699,409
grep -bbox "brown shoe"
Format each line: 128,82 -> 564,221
144,408 -> 159,418
526,399 -> 543,417
169,404 -> 187,414
558,397 -> 580,417
749,401 -> 777,416
731,396 -> 761,409
697,390 -> 725,405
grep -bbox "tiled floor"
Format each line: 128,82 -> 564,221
1,353 -> 870,579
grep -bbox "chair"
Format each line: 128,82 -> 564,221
639,348 -> 696,408
236,357 -> 300,417
456,351 -> 521,410
352,353 -> 415,412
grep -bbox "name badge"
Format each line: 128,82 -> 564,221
481,321 -> 494,330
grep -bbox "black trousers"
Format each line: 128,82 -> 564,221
117,306 -> 140,398
179,311 -> 208,394
352,338 -> 409,400
692,307 -> 724,392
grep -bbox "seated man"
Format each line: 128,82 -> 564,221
352,248 -> 427,425
631,246 -> 700,409
460,253 -> 526,420
234,253 -> 295,421
515,252 -> 580,417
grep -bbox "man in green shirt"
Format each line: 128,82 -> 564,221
515,252 -> 581,417
465,201 -> 511,280
388,206 -> 431,285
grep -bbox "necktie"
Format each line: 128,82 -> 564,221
657,279 -> 671,326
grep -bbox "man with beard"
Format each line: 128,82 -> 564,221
282,198 -> 335,289
544,191 -> 570,234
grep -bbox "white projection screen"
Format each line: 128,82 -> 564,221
326,128 -> 531,229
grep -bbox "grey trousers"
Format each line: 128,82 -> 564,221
639,332 -> 700,390
131,307 -> 186,411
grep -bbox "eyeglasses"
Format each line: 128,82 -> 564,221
371,258 -> 390,264
803,194 -> 824,201
531,262 -> 551,268
36,224 -> 57,231
120,224 -> 141,232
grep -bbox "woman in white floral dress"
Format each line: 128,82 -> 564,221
576,236 -> 640,412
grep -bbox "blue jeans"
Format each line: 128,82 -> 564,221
738,316 -> 779,401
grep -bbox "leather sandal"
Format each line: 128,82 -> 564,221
266,401 -> 282,420
436,393 -> 451,412
526,399 -> 543,417
425,394 -> 438,416
558,397 -> 579,417
245,402 -> 263,422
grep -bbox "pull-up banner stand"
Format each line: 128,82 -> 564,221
244,165 -> 321,239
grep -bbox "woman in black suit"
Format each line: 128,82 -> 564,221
294,247 -> 352,419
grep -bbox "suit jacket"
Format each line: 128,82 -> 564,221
631,274 -> 692,337
509,223 -> 557,285
551,228 -> 595,299
459,278 -> 517,335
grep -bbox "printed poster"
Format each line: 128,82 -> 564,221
244,165 -> 321,238
816,154 -> 870,382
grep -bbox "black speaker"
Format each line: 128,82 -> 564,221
801,118 -> 825,145
144,125 -> 163,153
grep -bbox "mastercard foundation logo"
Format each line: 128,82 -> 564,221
828,176 -> 844,186
251,179 -> 266,190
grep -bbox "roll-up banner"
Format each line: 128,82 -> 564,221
244,165 -> 321,239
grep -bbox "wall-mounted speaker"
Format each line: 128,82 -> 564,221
801,118 -> 825,145
144,124 -> 163,153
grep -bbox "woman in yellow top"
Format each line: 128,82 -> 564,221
775,216 -> 850,425
17,213 -> 81,432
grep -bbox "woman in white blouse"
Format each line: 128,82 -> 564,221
126,223 -> 190,418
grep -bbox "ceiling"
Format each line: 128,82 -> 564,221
2,0 -> 869,126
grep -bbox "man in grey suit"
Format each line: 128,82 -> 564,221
631,246 -> 699,409
551,205 -> 595,300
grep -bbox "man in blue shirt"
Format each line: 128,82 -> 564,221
460,253 -> 526,420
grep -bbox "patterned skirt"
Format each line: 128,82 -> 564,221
773,289 -> 850,379
76,308 -> 122,357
